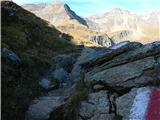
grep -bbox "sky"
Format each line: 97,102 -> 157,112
13,0 -> 160,16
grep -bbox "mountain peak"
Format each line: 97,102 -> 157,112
52,1 -> 65,6
110,8 -> 130,14
112,8 -> 122,11
28,2 -> 88,27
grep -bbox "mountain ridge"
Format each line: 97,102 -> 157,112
22,2 -> 160,44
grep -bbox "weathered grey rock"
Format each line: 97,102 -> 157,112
83,41 -> 142,68
111,30 -> 130,41
2,48 -> 21,64
79,91 -> 113,120
157,57 -> 160,63
39,54 -> 77,90
54,68 -> 71,87
25,84 -> 76,120
85,57 -> 156,88
39,79 -> 52,90
71,47 -> 115,81
87,41 -> 160,74
89,34 -> 114,47
84,42 -> 160,89
54,54 -> 76,73
109,41 -> 129,50
93,84 -> 105,91
40,68 -> 72,90
116,87 -> 152,120
25,96 -> 64,120
71,48 -> 96,81
79,102 -> 96,119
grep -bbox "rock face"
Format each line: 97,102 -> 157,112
111,30 -> 131,42
25,85 -> 76,120
40,54 -> 77,90
116,87 -> 152,120
71,47 -> 114,81
76,41 -> 160,119
2,48 -> 21,64
79,90 -> 113,120
87,56 -> 155,88
84,41 -> 160,90
89,34 -> 115,47
25,96 -> 64,120
25,41 -> 160,120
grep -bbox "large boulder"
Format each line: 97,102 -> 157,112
85,41 -> 160,89
25,96 -> 64,120
83,41 -> 142,68
71,47 -> 115,81
85,56 -> 156,88
39,54 -> 77,90
116,87 -> 152,120
2,48 -> 21,64
71,48 -> 97,81
79,90 -> 113,120
54,68 -> 72,87
25,85 -> 76,120
53,54 -> 77,73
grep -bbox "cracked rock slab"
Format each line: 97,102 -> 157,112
85,57 -> 156,88
79,90 -> 113,120
25,96 -> 64,120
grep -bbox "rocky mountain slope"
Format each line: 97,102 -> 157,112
23,3 -> 160,45
141,11 -> 160,26
2,1 -> 160,120
1,1 -> 79,120
89,8 -> 160,43
31,2 -> 87,27
22,2 -> 115,47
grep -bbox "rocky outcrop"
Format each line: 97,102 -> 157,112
76,41 -> 160,120
26,41 -> 160,120
111,30 -> 131,41
40,54 -> 77,90
25,85 -> 76,120
116,87 -> 153,120
89,34 -> 115,47
25,96 -> 65,120
79,90 -> 113,120
84,41 -> 160,90
86,56 -> 156,88
71,47 -> 115,81
2,48 -> 21,64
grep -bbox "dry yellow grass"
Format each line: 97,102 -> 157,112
107,25 -> 160,44
56,20 -> 102,47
